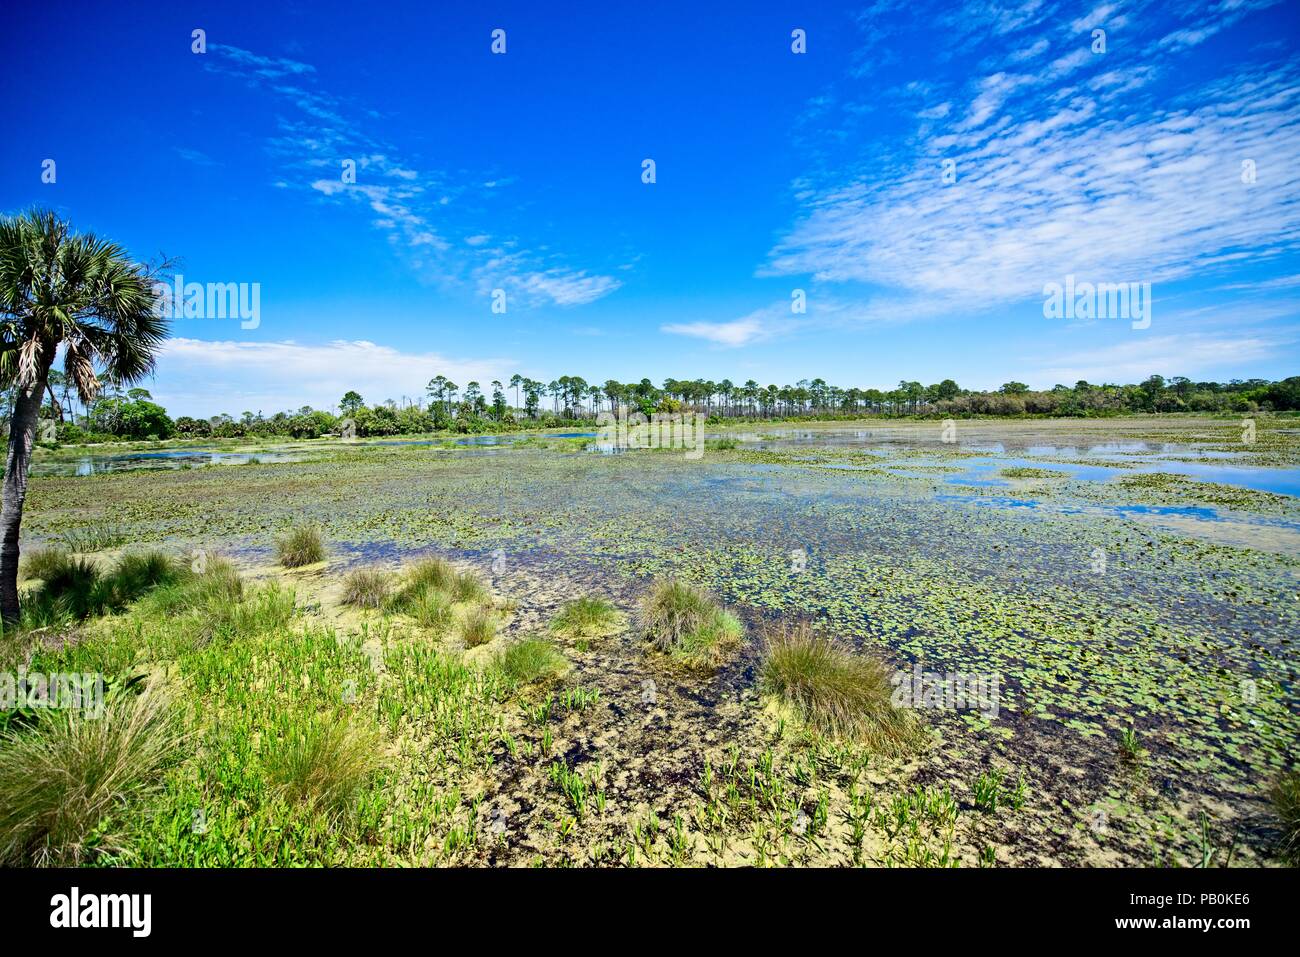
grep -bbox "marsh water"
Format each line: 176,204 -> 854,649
23,416 -> 1300,865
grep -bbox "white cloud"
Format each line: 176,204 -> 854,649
661,317 -> 774,347
1029,333 -> 1288,384
765,61 -> 1300,309
153,338 -> 517,416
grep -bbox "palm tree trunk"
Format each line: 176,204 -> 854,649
1,373 -> 47,623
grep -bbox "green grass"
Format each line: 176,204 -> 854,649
0,685 -> 183,866
18,548 -> 187,627
404,557 -> 458,594
549,596 -> 625,642
499,638 -> 569,685
263,714 -> 382,815
276,523 -> 325,568
1271,769 -> 1300,862
972,769 -> 1005,812
760,621 -> 923,754
56,521 -> 130,553
639,579 -> 742,667
458,607 -> 498,647
340,566 -> 391,609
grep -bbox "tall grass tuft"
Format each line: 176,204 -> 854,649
404,557 -> 458,594
263,715 -> 380,814
276,524 -> 325,568
0,686 -> 184,866
639,579 -> 741,666
20,549 -> 187,626
20,547 -> 73,582
550,596 -> 625,642
499,637 -> 569,685
760,621 -> 923,754
340,566 -> 391,609
1271,769 -> 1300,862
459,607 -> 498,647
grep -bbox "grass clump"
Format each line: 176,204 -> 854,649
20,547 -> 73,582
19,549 -> 188,627
759,621 -> 923,754
458,607 -> 498,648
262,715 -> 380,815
275,523 -> 325,568
340,566 -> 391,609
499,638 -> 569,685
549,596 -> 626,642
408,589 -> 454,633
405,557 -> 458,594
0,685 -> 183,865
640,579 -> 741,667
386,558 -> 492,634
1270,769 -> 1300,862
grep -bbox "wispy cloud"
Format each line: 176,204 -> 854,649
205,43 -> 623,308
772,0 -> 1299,322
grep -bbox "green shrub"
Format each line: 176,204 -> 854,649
760,621 -> 922,754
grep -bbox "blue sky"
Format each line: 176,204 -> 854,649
2,0 -> 1298,416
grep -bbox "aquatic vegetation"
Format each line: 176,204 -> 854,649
549,596 -> 625,642
262,714 -> 381,815
0,685 -> 183,866
499,638 -> 568,685
639,579 -> 742,667
760,621 -> 922,754
1000,467 -> 1064,479
276,523 -> 325,567
972,769 -> 1005,812
340,566 -> 391,609
1118,724 -> 1147,766
56,521 -> 130,553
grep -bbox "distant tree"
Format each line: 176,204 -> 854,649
340,390 -> 364,415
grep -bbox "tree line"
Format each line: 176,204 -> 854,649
43,372 -> 1287,441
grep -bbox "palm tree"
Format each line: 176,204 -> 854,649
0,209 -> 168,624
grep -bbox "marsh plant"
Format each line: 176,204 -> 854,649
0,684 -> 183,865
263,714 -> 381,815
17,548 -> 188,628
340,566 -> 391,609
760,621 -> 923,754
275,523 -> 325,568
1271,769 -> 1300,862
639,579 -> 741,667
459,607 -> 498,648
499,638 -> 569,685
549,596 -> 626,642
